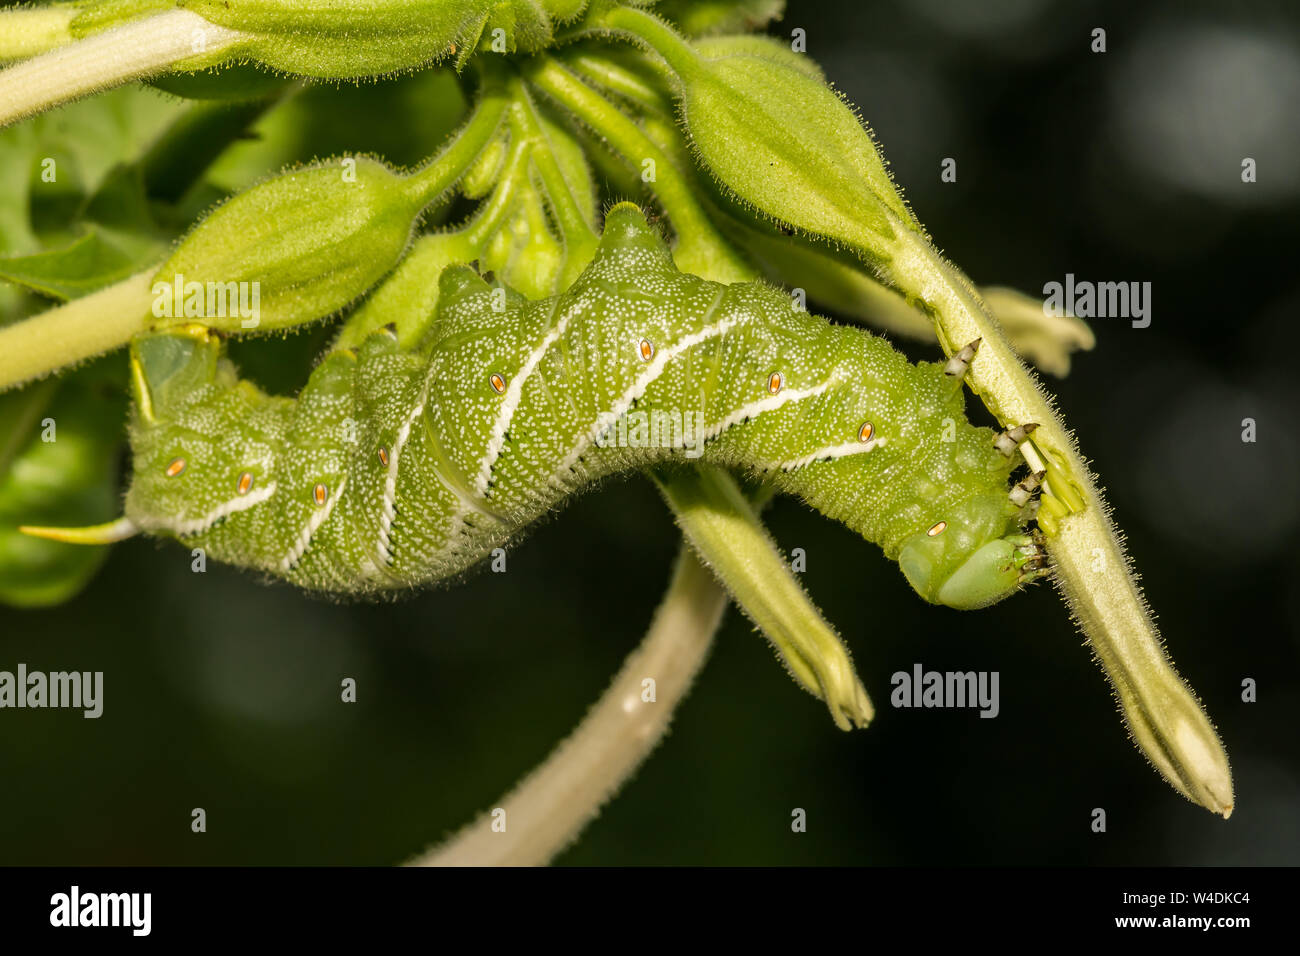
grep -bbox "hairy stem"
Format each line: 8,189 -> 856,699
588,4 -> 702,82
887,225 -> 1233,817
0,5 -> 75,62
404,85 -> 510,205
411,546 -> 728,866
508,80 -> 598,242
506,78 -> 599,286
557,49 -> 675,117
521,56 -> 751,283
0,10 -> 246,129
0,270 -> 156,392
655,465 -> 874,730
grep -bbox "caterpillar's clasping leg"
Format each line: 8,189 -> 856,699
994,422 -> 1039,457
1009,469 -> 1047,509
943,337 -> 981,382
19,516 -> 140,545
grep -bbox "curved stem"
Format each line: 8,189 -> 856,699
508,80 -> 598,245
0,269 -> 156,392
0,6 -> 75,62
404,85 -> 511,205
411,546 -> 728,866
463,135 -> 533,247
521,55 -> 751,283
557,48 -> 675,118
0,10 -> 246,129
585,3 -> 702,82
887,225 -> 1233,817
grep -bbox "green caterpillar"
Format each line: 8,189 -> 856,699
32,205 -> 1046,608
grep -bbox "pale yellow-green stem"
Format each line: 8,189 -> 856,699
0,10 -> 246,129
522,56 -> 752,284
412,546 -> 728,866
0,5 -> 75,61
887,224 -> 1233,818
0,270 -> 156,392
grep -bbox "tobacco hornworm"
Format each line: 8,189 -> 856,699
50,205 -> 1045,609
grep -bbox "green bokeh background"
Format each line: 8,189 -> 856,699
1,0 -> 1298,864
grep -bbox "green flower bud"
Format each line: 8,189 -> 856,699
692,33 -> 823,80
483,183 -> 565,300
148,90 -> 506,335
151,157 -> 426,334
602,6 -> 920,262
654,0 -> 785,38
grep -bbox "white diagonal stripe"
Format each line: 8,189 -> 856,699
473,300 -> 568,497
758,437 -> 887,473
377,402 -> 423,565
697,382 -> 832,445
142,481 -> 277,537
554,289 -> 736,478
280,475 -> 347,573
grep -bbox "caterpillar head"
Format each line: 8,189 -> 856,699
129,325 -> 225,425
123,326 -> 245,533
897,493 -> 1039,609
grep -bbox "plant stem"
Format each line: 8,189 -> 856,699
509,80 -> 599,242
411,546 -> 728,866
404,86 -> 510,205
522,56 -> 752,283
655,465 -> 874,730
557,49 -> 675,117
506,78 -> 600,287
0,6 -> 75,62
587,4 -> 702,82
0,10 -> 246,129
887,225 -> 1233,817
463,136 -> 533,247
0,269 -> 156,392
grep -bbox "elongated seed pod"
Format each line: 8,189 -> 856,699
120,204 -> 1040,608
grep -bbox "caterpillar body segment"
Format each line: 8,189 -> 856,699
113,204 -> 1039,607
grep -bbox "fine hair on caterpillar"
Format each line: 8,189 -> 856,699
34,204 -> 1048,609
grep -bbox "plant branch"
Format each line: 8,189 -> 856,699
404,84 -> 511,204
410,546 -> 728,866
0,5 -> 75,62
887,225 -> 1233,817
521,55 -> 751,283
0,269 -> 156,392
0,10 -> 245,129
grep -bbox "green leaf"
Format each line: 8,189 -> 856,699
0,229 -> 141,300
0,364 -> 127,608
147,62 -> 288,101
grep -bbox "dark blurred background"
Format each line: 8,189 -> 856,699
1,0 -> 1298,865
